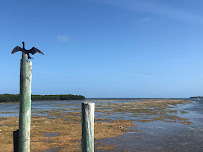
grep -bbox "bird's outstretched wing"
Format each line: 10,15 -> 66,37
29,47 -> 44,55
11,46 -> 23,54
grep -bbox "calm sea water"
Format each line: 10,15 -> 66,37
0,98 -> 202,152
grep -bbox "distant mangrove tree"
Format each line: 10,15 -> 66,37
0,94 -> 85,103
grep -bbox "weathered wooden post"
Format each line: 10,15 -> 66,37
82,102 -> 95,152
11,42 -> 44,152
13,129 -> 19,152
19,53 -> 32,152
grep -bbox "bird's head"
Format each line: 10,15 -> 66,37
22,42 -> 25,49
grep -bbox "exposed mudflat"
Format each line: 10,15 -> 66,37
0,99 -> 202,151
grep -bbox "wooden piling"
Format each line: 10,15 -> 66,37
19,54 -> 32,152
13,129 -> 19,152
82,102 -> 95,152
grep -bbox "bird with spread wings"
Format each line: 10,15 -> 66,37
11,42 -> 44,59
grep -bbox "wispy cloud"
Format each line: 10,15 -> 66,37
128,73 -> 152,79
57,35 -> 70,43
138,17 -> 152,23
91,0 -> 203,24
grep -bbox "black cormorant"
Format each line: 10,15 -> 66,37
11,42 -> 44,59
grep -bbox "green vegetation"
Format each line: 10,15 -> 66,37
190,96 -> 203,98
0,94 -> 85,103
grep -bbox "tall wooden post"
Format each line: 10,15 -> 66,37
82,102 -> 95,152
19,54 -> 32,152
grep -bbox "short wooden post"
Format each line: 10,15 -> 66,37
19,54 -> 32,152
82,102 -> 95,152
13,129 -> 19,152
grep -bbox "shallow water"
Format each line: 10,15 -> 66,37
96,99 -> 203,152
0,100 -> 83,117
0,98 -> 202,151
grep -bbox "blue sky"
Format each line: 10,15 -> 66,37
1,0 -> 203,98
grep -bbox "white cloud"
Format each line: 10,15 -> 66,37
91,0 -> 203,24
128,73 -> 152,79
57,35 -> 70,43
138,17 -> 152,23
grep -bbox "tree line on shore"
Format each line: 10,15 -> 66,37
0,94 -> 85,102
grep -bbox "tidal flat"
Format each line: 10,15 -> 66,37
0,99 -> 202,151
